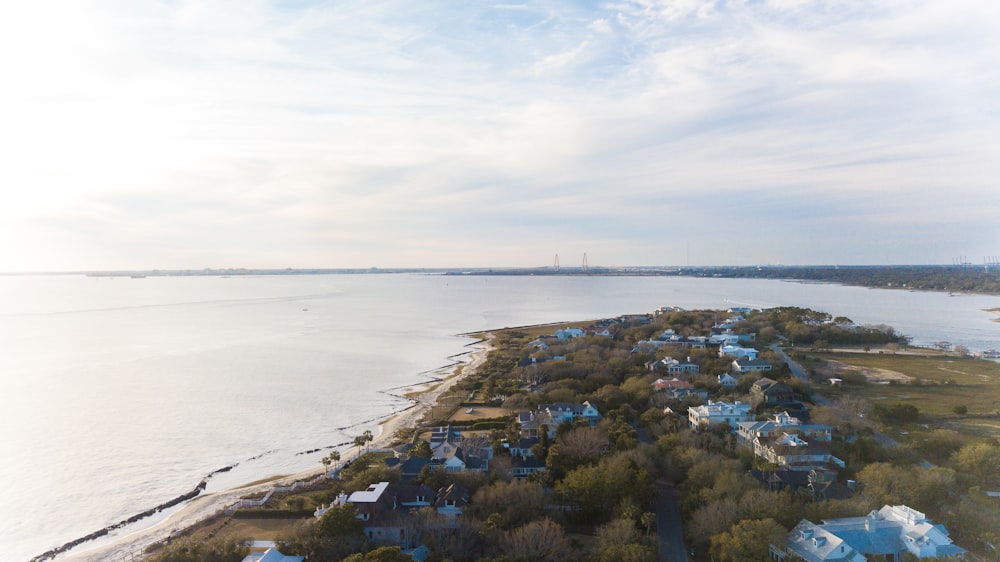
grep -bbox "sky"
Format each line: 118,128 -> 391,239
1,0 -> 998,271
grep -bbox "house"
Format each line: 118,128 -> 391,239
240,548 -> 303,562
732,356 -> 772,373
753,433 -> 845,470
688,400 -> 753,431
393,484 -> 436,509
586,327 -> 613,337
647,357 -> 700,375
633,340 -> 668,353
737,412 -> 833,449
666,387 -> 709,401
517,411 -> 541,438
511,456 -> 546,478
538,401 -> 602,428
718,373 -> 739,388
431,441 -> 467,472
398,457 -> 432,484
618,314 -> 651,326
778,505 -> 966,561
751,377 -> 797,406
241,543 -> 305,562
434,483 -> 469,523
505,436 -> 539,458
719,344 -> 758,359
554,327 -> 584,340
653,377 -> 694,391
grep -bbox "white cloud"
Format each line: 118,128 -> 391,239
0,0 -> 997,269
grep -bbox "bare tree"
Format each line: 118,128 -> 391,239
504,518 -> 574,561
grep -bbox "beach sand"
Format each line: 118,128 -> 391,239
63,335 -> 494,561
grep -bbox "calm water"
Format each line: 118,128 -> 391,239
1,273 -> 998,560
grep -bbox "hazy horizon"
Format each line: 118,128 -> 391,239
2,262 -> 990,276
3,1 -> 998,271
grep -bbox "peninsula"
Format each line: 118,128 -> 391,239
65,306 -> 1000,562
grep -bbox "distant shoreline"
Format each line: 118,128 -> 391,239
4,265 -> 996,296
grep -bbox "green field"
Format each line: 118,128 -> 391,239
811,352 -> 1000,430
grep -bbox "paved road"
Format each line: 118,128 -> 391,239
636,428 -> 689,561
769,344 -> 831,406
655,481 -> 689,562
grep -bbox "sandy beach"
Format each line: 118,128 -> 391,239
63,335 -> 494,561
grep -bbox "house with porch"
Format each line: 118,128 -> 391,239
688,400 -> 753,431
776,505 -> 966,561
733,356 -> 773,374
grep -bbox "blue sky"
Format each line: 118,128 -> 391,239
1,0 -> 998,270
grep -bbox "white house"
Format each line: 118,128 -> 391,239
688,400 -> 753,430
781,505 -> 966,561
539,401 -> 602,426
719,345 -> 758,359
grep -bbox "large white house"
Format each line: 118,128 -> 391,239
779,505 -> 966,561
688,400 -> 753,430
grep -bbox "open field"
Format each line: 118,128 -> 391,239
448,405 -> 509,423
810,352 -> 1000,425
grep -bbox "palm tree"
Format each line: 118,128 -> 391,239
362,429 -> 374,453
321,450 -> 341,478
353,434 -> 366,458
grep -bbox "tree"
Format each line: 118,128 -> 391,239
640,511 -> 656,536
321,450 -> 341,478
316,504 -> 363,538
503,518 -> 574,561
468,480 -> 545,529
596,518 -> 642,552
599,543 -> 658,562
709,518 -> 787,562
952,442 -> 1000,489
343,546 -> 412,562
152,536 -> 249,562
410,440 -> 432,459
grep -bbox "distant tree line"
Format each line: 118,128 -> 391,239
677,265 -> 1000,295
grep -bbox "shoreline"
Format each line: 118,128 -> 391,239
59,335 -> 495,561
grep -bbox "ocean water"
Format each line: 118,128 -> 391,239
1,273 -> 998,560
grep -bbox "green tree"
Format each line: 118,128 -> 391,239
316,504 -> 363,538
952,442 -> 1000,489
709,518 -> 787,562
410,440 -> 432,459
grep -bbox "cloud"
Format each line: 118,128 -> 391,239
1,0 -> 997,269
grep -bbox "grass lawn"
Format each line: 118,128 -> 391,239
810,352 -> 1000,426
184,514 -> 307,544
